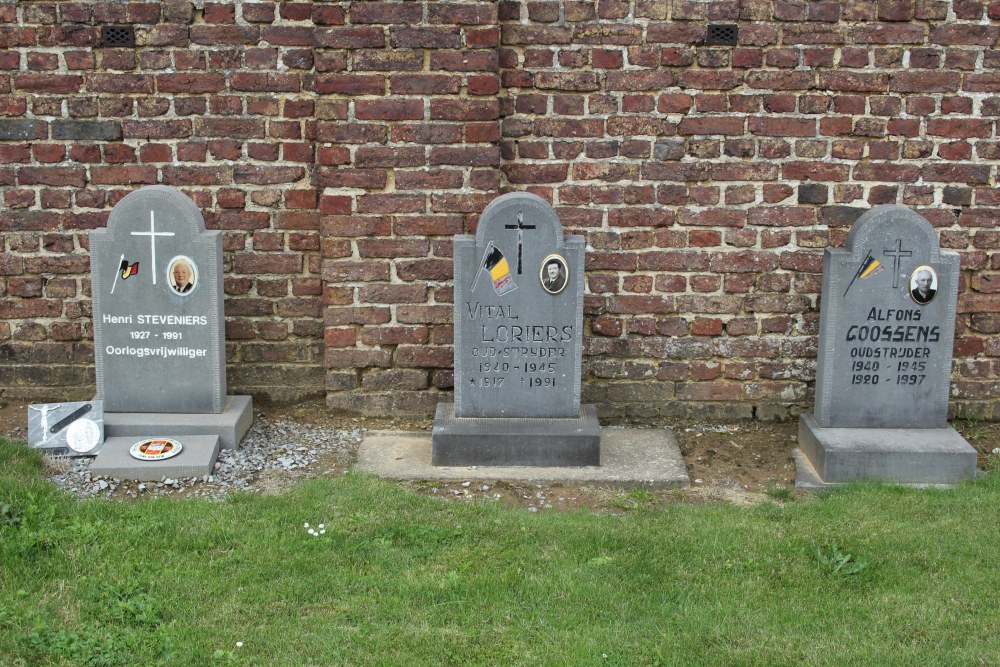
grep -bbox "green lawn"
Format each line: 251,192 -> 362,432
2,437 -> 999,666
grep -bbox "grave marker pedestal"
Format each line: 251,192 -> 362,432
432,193 -> 601,466
797,206 -> 976,486
87,186 -> 252,480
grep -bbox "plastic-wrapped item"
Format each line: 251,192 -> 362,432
27,401 -> 105,456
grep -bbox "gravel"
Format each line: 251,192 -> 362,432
44,411 -> 365,501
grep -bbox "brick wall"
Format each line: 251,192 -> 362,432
2,1 -> 999,421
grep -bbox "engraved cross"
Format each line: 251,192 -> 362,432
883,239 -> 913,289
504,211 -> 536,275
131,210 -> 174,285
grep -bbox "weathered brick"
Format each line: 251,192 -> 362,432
0,120 -> 47,141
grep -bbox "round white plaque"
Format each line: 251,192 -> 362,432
65,418 -> 102,454
129,438 -> 183,461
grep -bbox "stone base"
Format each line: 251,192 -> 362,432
102,395 -> 253,450
797,413 -> 978,486
91,435 -> 220,481
431,403 -> 601,467
359,428 -> 687,488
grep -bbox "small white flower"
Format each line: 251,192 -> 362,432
304,522 -> 310,528
992,448 -> 1000,455
319,524 -> 325,529
320,529 -> 326,535
235,642 -> 243,649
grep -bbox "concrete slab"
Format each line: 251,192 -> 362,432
798,413 -> 978,485
431,402 -> 601,467
103,395 -> 252,450
357,427 -> 689,488
792,449 -> 977,490
91,435 -> 220,481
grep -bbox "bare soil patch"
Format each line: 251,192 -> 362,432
2,398 -> 996,511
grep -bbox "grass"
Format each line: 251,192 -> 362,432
2,437 -> 1000,666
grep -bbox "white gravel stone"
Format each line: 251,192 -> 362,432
46,412 -> 362,501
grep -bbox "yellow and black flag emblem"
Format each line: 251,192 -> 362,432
843,251 -> 883,297
119,259 -> 139,279
472,242 -> 517,296
110,253 -> 139,295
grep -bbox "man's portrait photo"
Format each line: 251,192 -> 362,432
540,254 -> 568,295
168,256 -> 197,295
909,265 -> 937,305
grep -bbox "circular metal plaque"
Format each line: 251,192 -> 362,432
129,438 -> 183,461
65,419 -> 102,454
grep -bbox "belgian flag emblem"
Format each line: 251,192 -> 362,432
473,242 -> 517,296
843,251 -> 883,297
110,253 -> 139,295
119,259 -> 139,279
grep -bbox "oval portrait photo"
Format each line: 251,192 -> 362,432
539,254 -> 569,295
909,265 -> 937,305
167,256 -> 197,296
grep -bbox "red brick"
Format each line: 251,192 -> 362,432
820,72 -> 888,92
355,99 -> 424,121
326,348 -> 392,369
14,74 -> 83,93
748,117 -> 817,137
501,163 -> 567,184
430,50 -> 499,72
927,118 -> 992,139
889,71 -> 960,93
190,25 -> 259,45
430,99 -> 499,121
853,24 -> 925,44
931,24 -> 999,46
964,74 -> 1000,93
315,27 -> 385,49
18,167 -> 86,188
397,345 -> 452,368
231,72 -> 300,92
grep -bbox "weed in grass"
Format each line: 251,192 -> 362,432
610,488 -> 658,511
764,483 -> 794,502
724,556 -> 758,573
815,540 -> 868,576
0,502 -> 20,527
84,581 -> 163,627
984,448 -> 1000,473
587,555 -> 615,567
956,417 -> 991,445
211,648 -> 238,665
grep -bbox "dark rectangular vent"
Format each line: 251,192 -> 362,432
706,24 -> 738,46
101,25 -> 135,48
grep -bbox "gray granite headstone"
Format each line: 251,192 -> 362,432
455,192 -> 584,418
90,185 -> 225,414
798,206 -> 976,485
814,205 -> 958,428
432,193 -> 600,466
88,185 -> 253,480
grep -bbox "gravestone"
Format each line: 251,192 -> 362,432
91,185 -> 225,413
798,205 -> 977,485
87,185 -> 252,480
432,192 -> 600,466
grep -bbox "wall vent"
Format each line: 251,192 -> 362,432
101,26 -> 136,48
706,24 -> 738,46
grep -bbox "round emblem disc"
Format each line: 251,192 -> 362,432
129,438 -> 183,461
66,418 -> 102,453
